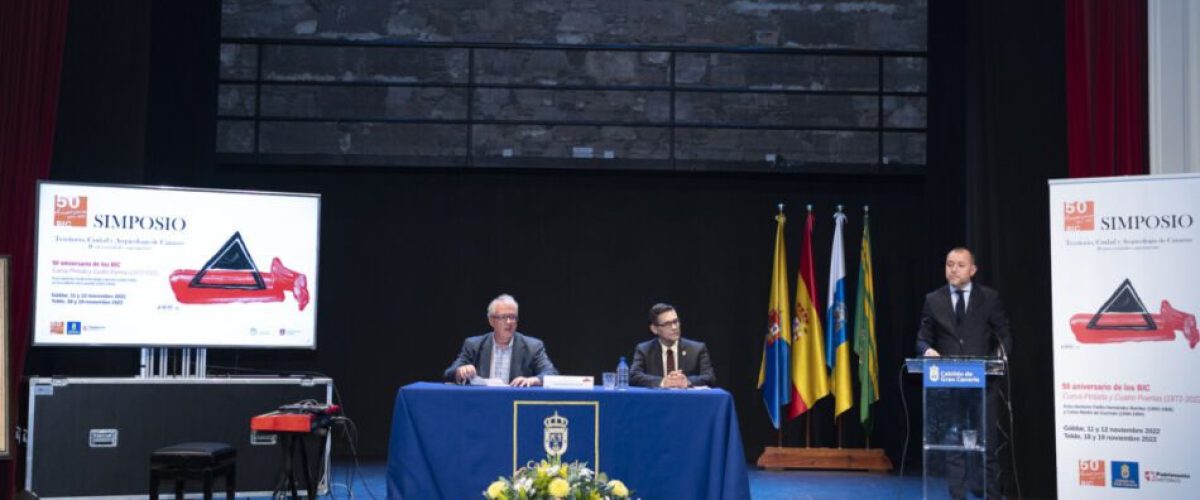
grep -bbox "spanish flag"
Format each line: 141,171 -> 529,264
826,209 -> 853,418
787,207 -> 829,419
758,212 -> 791,429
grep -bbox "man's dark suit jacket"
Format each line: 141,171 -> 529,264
629,337 -> 717,388
443,332 -> 559,381
916,282 -> 1012,499
915,283 -> 1013,357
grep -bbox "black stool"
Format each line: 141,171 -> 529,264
149,442 -> 237,500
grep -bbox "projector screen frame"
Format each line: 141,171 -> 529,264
31,181 -> 321,350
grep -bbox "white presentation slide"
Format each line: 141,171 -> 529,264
1050,173 -> 1200,498
33,182 -> 320,348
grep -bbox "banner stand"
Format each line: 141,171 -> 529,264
138,347 -> 208,378
1050,173 -> 1200,498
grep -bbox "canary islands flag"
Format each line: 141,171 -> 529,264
826,209 -> 852,418
758,212 -> 792,429
788,207 -> 829,419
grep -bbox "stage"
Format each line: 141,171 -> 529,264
328,461 -> 926,500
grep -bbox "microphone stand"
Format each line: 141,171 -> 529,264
990,330 -> 1021,499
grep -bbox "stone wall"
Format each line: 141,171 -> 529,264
218,0 -> 927,169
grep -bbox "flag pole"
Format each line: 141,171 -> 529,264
834,204 -> 844,449
778,200 -> 784,451
804,203 -> 815,449
805,412 -> 812,447
862,204 -> 871,451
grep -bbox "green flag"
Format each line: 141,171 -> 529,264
853,211 -> 879,434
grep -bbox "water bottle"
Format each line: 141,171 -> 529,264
616,356 -> 629,390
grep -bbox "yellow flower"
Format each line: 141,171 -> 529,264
589,491 -> 603,500
548,477 -> 570,498
607,479 -> 629,497
486,480 -> 507,499
559,466 -> 568,478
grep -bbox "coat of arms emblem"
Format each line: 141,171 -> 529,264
543,411 -> 569,457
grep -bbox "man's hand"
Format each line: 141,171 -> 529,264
660,371 -> 689,389
923,348 -> 940,357
455,364 -> 477,383
510,376 -> 541,388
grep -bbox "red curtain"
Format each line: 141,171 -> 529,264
0,0 -> 69,493
1065,0 -> 1148,178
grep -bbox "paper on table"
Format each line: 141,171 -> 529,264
469,376 -> 507,387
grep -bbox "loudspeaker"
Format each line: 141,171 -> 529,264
26,377 -> 331,498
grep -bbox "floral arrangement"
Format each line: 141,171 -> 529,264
483,455 -> 631,500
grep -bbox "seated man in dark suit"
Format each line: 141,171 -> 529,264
443,294 -> 558,387
630,303 -> 717,388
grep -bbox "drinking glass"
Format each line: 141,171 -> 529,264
602,372 -> 617,390
962,429 -> 978,450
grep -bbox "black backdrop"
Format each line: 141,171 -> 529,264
29,0 -> 1066,496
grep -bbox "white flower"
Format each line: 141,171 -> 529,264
516,477 -> 533,492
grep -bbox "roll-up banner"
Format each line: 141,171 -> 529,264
1050,173 -> 1200,498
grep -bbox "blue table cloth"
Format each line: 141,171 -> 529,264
387,382 -> 751,500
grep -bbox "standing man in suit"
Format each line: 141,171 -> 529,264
915,247 -> 1012,499
917,247 -> 1013,359
444,294 -> 558,387
630,303 -> 717,388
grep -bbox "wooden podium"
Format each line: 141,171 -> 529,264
757,446 -> 893,472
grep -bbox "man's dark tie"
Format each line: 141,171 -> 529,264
666,348 -> 676,373
954,289 -> 966,325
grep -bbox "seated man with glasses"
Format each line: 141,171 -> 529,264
629,303 -> 717,388
443,293 -> 559,387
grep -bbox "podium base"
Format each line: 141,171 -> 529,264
756,446 -> 893,472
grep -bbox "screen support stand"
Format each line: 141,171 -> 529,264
139,348 -> 208,378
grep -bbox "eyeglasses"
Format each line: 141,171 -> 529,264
655,319 -> 680,328
490,314 -> 519,322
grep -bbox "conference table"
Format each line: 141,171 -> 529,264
387,382 -> 751,500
